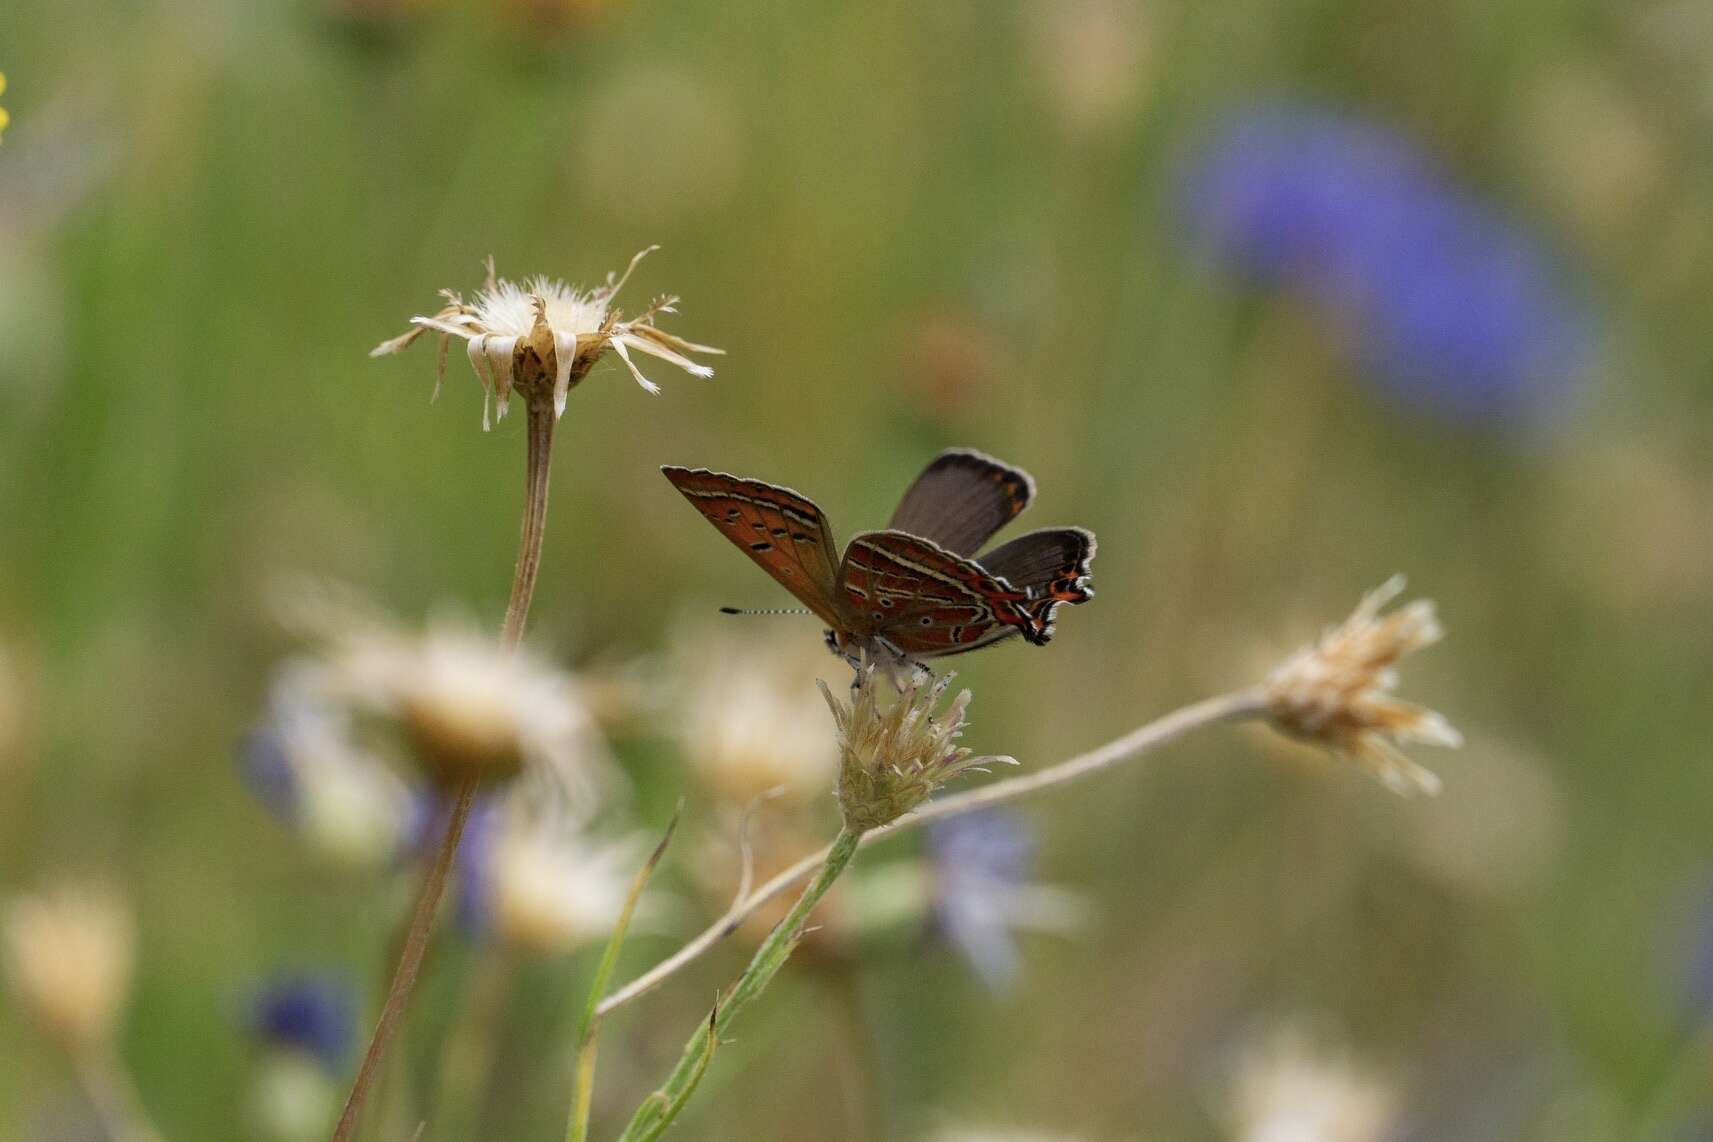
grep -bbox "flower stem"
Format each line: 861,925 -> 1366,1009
430,950 -> 515,1142
74,1046 -> 163,1142
330,779 -> 478,1142
330,398 -> 558,1142
503,401 -> 556,651
596,687 -> 1265,1018
615,827 -> 864,1142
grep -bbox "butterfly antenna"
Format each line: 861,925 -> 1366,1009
719,606 -> 814,616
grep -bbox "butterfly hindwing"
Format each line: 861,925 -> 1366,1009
976,527 -> 1096,637
839,530 -> 1040,654
661,466 -> 844,626
886,449 -> 1034,556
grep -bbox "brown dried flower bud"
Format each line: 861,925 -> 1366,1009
1262,576 -> 1461,796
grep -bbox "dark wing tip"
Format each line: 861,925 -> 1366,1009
928,447 -> 1037,507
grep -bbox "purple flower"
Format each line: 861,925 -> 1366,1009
1181,101 -> 1592,426
1670,874 -> 1713,1021
925,810 -> 1087,990
249,974 -> 358,1072
450,796 -> 505,940
236,723 -> 301,826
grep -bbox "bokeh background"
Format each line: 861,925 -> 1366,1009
3,0 -> 1713,1139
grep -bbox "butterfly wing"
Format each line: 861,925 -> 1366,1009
886,449 -> 1034,556
839,530 -> 1042,656
976,527 -> 1096,639
662,466 -> 844,626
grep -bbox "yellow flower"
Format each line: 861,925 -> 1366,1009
1262,576 -> 1460,796
0,73 -> 11,143
371,248 -> 721,428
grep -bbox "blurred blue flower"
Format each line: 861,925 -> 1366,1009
238,723 -> 302,826
250,974 -> 358,1073
1180,101 -> 1592,426
925,809 -> 1087,990
233,680 -> 416,869
1671,873 -> 1713,1021
451,796 -> 506,939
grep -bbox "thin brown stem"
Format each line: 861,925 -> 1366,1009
503,401 -> 556,650
330,397 -> 559,1142
595,687 -> 1265,1018
331,778 -> 480,1142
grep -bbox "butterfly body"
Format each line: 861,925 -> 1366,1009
663,450 -> 1095,666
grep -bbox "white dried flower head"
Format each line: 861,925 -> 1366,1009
370,248 -> 721,428
1262,576 -> 1461,796
1231,1027 -> 1396,1142
675,624 -> 839,809
320,613 -> 613,800
481,809 -> 643,955
819,665 -> 1013,832
4,883 -> 134,1053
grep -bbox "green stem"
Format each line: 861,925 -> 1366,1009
430,950 -> 515,1141
616,827 -> 864,1142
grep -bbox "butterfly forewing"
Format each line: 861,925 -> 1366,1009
661,466 -> 844,626
839,530 -> 1038,654
886,449 -> 1034,556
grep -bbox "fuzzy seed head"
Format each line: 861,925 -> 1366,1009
329,617 -> 609,801
1231,1027 -> 1396,1142
820,666 -> 1013,832
484,821 -> 640,955
677,625 -> 840,808
1263,576 -> 1460,796
4,883 -> 134,1053
370,248 -> 721,427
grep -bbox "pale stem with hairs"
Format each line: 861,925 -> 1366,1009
330,400 -> 557,1142
597,687 -> 1265,1019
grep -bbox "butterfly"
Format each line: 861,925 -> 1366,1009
662,449 -> 1095,666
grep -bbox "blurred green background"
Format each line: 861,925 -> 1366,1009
3,0 -> 1713,1139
